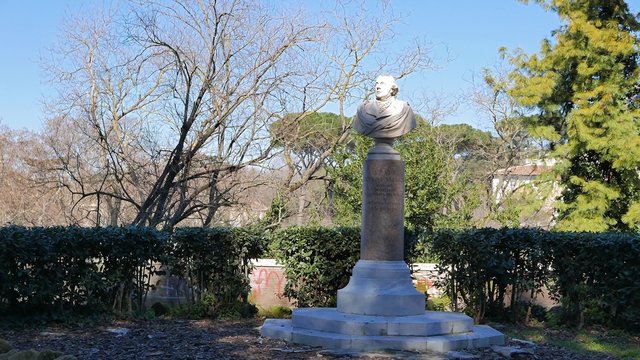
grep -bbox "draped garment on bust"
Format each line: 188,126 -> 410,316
353,99 -> 416,139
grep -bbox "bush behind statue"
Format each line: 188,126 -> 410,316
269,226 -> 422,308
165,226 -> 264,318
270,226 -> 360,308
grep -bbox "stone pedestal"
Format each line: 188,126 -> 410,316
260,139 -> 504,353
337,260 -> 425,316
336,140 -> 424,316
360,156 -> 404,261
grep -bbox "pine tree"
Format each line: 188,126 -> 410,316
510,0 -> 640,231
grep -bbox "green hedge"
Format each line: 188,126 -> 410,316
0,226 -> 167,315
547,232 -> 640,329
3,224 -> 639,330
430,228 -> 640,330
270,226 -> 420,308
430,228 -> 550,323
166,226 -> 264,316
270,226 -> 360,307
0,226 -> 264,318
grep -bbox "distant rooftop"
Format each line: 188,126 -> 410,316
495,164 -> 553,177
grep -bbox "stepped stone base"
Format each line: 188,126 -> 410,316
337,260 -> 425,316
260,308 -> 504,353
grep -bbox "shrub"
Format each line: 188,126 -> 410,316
258,305 -> 292,319
426,295 -> 451,312
430,227 -> 640,330
0,226 -> 167,316
0,225 -> 264,320
165,226 -> 264,317
270,226 -> 360,307
96,226 -> 168,314
547,231 -> 640,330
430,228 -> 550,323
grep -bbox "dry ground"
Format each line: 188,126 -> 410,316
0,318 -> 623,359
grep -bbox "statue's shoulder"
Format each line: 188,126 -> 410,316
396,99 -> 410,108
357,99 -> 374,112
398,100 -> 414,114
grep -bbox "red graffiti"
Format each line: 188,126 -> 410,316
413,277 -> 435,293
250,267 -> 287,306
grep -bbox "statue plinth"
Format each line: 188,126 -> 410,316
360,156 -> 404,260
336,143 -> 425,316
367,138 -> 399,160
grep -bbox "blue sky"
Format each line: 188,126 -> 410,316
1,1 -> 639,132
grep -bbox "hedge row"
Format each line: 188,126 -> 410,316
2,225 -> 638,330
270,226 -> 640,330
430,228 -> 640,330
0,226 -> 263,317
0,225 -> 407,316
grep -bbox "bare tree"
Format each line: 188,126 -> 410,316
0,126 -> 69,226
41,4 -> 169,226
41,0 -> 437,229
42,1 -> 311,228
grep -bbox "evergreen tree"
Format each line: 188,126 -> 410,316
510,0 -> 640,231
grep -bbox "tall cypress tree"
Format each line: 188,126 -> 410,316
510,0 -> 640,231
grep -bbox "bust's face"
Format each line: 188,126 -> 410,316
375,76 -> 394,100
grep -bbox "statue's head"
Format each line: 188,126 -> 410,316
375,75 -> 398,100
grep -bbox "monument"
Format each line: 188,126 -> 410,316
260,76 -> 504,352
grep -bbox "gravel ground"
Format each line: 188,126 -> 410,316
0,319 -> 622,359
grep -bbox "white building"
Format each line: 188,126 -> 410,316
491,159 -> 560,228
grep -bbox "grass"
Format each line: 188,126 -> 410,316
503,324 -> 640,359
257,305 -> 292,319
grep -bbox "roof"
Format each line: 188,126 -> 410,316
495,164 -> 552,177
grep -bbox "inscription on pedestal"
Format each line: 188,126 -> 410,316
361,159 -> 404,261
365,169 -> 403,213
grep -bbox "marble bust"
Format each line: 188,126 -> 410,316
352,75 -> 416,139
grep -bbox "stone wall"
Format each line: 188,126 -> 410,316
248,259 -> 292,309
146,260 -> 556,311
248,260 -> 441,310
